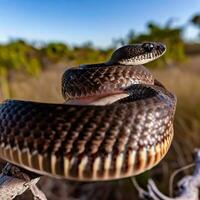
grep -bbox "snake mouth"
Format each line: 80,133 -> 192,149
66,90 -> 129,105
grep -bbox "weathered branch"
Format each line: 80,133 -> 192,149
132,149 -> 200,200
0,163 -> 47,200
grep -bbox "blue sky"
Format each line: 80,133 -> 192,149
0,0 -> 199,47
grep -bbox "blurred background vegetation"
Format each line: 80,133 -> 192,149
0,9 -> 200,200
1,14 -> 200,100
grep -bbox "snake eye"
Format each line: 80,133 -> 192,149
142,43 -> 154,52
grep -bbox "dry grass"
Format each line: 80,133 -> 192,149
1,57 -> 200,199
9,68 -> 64,103
151,66 -> 200,194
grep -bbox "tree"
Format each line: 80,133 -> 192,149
191,14 -> 200,39
41,42 -> 72,63
125,22 -> 186,68
191,14 -> 200,27
0,40 -> 42,99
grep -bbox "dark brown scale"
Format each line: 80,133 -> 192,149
53,156 -> 63,176
108,151 -> 119,177
69,156 -> 79,178
81,156 -> 95,178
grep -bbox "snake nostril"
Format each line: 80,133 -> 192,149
162,45 -> 166,51
157,44 -> 166,52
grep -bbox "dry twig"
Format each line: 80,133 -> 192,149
132,149 -> 200,200
0,163 -> 47,200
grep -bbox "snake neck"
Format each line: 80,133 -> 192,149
79,62 -> 108,68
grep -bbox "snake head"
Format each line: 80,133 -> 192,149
109,42 -> 166,65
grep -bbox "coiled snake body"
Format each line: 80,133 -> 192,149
0,42 -> 176,181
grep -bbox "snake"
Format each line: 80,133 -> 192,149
0,42 -> 176,181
